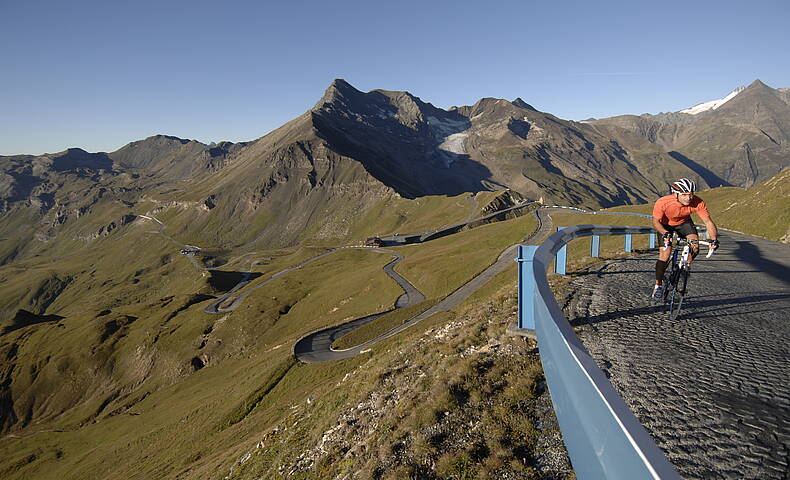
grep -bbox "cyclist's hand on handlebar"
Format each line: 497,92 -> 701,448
710,239 -> 720,250
662,232 -> 672,248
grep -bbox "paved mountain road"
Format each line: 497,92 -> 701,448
203,248 -> 418,314
565,231 -> 790,479
294,208 -> 555,362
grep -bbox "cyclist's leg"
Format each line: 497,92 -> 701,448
656,224 -> 672,282
652,225 -> 673,300
686,234 -> 700,263
676,220 -> 700,263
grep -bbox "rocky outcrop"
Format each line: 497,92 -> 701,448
79,214 -> 138,241
481,189 -> 526,214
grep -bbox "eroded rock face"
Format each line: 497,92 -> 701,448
307,80 -> 693,206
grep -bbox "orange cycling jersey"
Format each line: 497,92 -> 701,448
652,194 -> 710,226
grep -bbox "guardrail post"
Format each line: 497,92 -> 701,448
624,234 -> 632,252
590,235 -> 600,258
516,245 -> 539,330
554,227 -> 567,275
649,232 -> 656,249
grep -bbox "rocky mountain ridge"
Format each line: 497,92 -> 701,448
1,78 -> 787,265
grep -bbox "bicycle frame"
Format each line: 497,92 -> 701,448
661,236 -> 715,319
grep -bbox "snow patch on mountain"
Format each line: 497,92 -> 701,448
428,115 -> 471,161
679,86 -> 746,115
438,132 -> 469,155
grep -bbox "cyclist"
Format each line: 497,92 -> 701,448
651,178 -> 719,300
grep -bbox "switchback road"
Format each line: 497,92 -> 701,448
293,208 -> 555,362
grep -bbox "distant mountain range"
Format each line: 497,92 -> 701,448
1,79 -> 787,263
588,80 -> 790,188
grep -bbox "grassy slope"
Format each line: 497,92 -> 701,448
0,191 -> 522,479
0,200 -> 692,480
0,248 -> 404,480
227,284 -> 569,480
606,169 -> 790,242
393,212 -> 537,299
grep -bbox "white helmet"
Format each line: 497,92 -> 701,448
670,178 -> 696,194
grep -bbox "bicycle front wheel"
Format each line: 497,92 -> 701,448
669,270 -> 689,320
663,266 -> 679,304
669,291 -> 684,320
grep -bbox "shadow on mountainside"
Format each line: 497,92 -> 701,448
1,310 -> 64,336
206,270 -> 262,293
50,149 -> 114,173
668,151 -> 731,188
311,99 -> 493,198
355,150 -> 493,199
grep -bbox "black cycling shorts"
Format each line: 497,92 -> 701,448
661,219 -> 698,239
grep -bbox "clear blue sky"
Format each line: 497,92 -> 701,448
2,0 -> 788,155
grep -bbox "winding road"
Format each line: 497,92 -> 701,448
202,248 -> 425,314
293,208 -> 554,362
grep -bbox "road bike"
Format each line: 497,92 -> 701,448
662,237 -> 716,320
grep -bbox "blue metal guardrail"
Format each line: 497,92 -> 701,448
547,208 -> 706,275
553,227 -> 656,274
517,224 -> 681,479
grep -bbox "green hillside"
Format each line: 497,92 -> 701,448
0,191 -> 551,479
606,169 -> 790,242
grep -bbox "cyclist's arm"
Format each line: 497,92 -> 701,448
694,198 -> 718,241
652,217 -> 669,236
701,216 -> 718,240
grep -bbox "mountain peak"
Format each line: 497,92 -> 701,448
147,134 -> 192,144
315,78 -> 365,108
512,98 -> 536,110
329,78 -> 357,92
749,79 -> 768,88
63,147 -> 89,155
743,79 -> 780,95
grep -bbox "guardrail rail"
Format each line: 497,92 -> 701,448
516,224 -> 681,479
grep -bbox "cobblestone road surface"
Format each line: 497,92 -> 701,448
563,230 -> 790,479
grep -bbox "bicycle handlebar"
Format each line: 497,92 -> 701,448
674,238 -> 717,258
697,240 -> 716,258
662,237 -> 717,258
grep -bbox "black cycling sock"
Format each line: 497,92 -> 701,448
656,260 -> 669,283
